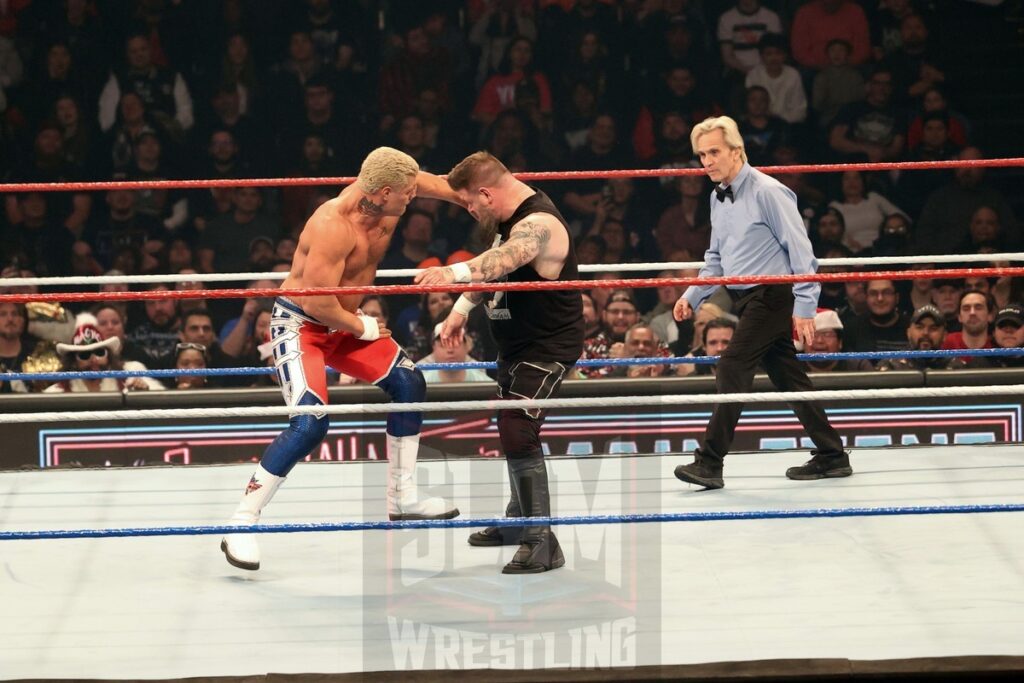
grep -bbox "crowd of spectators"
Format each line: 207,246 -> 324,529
0,0 -> 1021,392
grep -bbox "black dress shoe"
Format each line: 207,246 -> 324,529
674,450 -> 724,489
786,451 -> 853,480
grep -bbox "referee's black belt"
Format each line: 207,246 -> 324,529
726,284 -> 788,302
726,285 -> 761,302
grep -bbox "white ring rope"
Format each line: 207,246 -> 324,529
4,252 -> 1022,287
4,384 -> 1023,424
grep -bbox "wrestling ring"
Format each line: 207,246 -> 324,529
1,160 -> 1024,682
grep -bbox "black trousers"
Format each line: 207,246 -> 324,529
495,360 -> 573,524
496,360 -> 572,437
703,285 -> 844,459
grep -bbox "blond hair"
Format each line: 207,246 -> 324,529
690,116 -> 748,164
696,302 -> 726,320
446,151 -> 510,191
357,147 -> 419,194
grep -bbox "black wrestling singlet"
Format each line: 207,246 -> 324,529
485,189 -> 585,363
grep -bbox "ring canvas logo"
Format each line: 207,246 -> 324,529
363,455 -> 661,671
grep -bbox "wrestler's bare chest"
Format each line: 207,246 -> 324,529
341,224 -> 393,285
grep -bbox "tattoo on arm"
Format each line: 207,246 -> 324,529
470,220 -> 551,281
465,291 -> 487,305
358,197 -> 383,216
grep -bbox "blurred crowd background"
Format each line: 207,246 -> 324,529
1,0 -> 1023,392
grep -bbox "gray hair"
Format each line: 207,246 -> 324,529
690,116 -> 748,164
625,323 -> 659,345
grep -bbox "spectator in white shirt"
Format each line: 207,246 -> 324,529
828,171 -> 909,252
745,33 -> 807,124
717,0 -> 783,76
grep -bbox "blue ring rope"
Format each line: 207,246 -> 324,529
3,503 -> 1022,541
3,348 -> 1022,382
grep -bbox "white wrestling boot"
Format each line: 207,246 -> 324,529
221,464 -> 285,570
386,434 -> 460,521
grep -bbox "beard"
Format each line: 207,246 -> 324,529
477,213 -> 501,248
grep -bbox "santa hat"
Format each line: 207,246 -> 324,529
793,307 -> 842,351
55,313 -> 122,355
814,309 -> 844,332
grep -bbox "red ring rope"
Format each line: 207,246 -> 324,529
2,267 -> 1020,304
0,158 -> 1021,193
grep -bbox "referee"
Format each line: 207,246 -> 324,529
673,116 -> 852,489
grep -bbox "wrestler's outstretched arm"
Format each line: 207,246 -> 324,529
414,171 -> 468,208
297,217 -> 390,340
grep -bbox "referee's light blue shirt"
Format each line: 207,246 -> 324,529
683,162 -> 821,319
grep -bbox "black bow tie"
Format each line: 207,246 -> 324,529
715,185 -> 734,203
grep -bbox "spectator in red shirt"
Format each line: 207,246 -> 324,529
472,35 -> 552,129
941,290 -> 994,355
907,86 -> 970,151
791,0 -> 871,70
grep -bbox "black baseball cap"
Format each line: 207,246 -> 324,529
995,305 -> 1024,327
910,305 -> 945,327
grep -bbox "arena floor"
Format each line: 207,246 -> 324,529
1,446 -> 1023,680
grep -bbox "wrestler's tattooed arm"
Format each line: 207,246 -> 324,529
467,219 -> 551,282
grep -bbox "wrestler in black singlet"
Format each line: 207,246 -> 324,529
469,189 -> 584,574
485,189 -> 585,365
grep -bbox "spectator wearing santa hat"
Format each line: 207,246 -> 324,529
804,308 -> 874,373
44,313 -> 164,393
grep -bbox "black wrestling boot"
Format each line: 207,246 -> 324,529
786,450 -> 853,480
502,455 -> 564,574
468,496 -> 523,547
674,448 -> 725,489
469,457 -> 524,546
